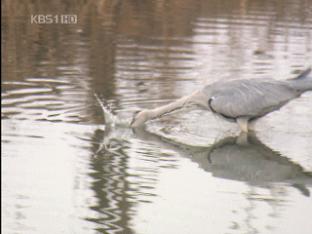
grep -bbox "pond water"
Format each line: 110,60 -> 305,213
2,0 -> 312,234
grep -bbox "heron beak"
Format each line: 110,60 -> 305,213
130,110 -> 140,128
130,118 -> 135,127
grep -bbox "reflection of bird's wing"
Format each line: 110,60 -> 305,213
207,80 -> 298,119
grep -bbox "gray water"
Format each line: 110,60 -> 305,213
2,0 -> 312,234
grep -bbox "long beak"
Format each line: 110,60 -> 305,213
130,110 -> 141,127
130,118 -> 135,127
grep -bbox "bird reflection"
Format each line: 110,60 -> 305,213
133,129 -> 312,197
133,128 -> 312,234
90,125 -> 312,234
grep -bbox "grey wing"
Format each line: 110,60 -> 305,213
208,80 -> 298,119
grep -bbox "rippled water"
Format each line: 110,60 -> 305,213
2,0 -> 312,233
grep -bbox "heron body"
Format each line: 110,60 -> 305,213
131,68 -> 312,132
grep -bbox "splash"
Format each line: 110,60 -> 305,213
94,93 -> 129,127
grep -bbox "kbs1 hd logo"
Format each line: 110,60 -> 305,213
30,14 -> 77,24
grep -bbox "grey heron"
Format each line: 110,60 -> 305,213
131,68 -> 312,132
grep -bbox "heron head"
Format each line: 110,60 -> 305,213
130,109 -> 149,128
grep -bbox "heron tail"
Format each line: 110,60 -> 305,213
288,68 -> 312,92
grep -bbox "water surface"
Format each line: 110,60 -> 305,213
2,0 -> 312,234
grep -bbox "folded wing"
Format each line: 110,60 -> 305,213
208,79 -> 298,119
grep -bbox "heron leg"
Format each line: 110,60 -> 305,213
236,132 -> 249,145
237,117 -> 249,133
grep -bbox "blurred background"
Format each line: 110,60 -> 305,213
2,0 -> 312,234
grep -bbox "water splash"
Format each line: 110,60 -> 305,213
94,93 -> 129,127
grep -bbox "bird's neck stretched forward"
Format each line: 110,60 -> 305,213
147,91 -> 199,120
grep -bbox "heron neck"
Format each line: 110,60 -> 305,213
148,94 -> 193,120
